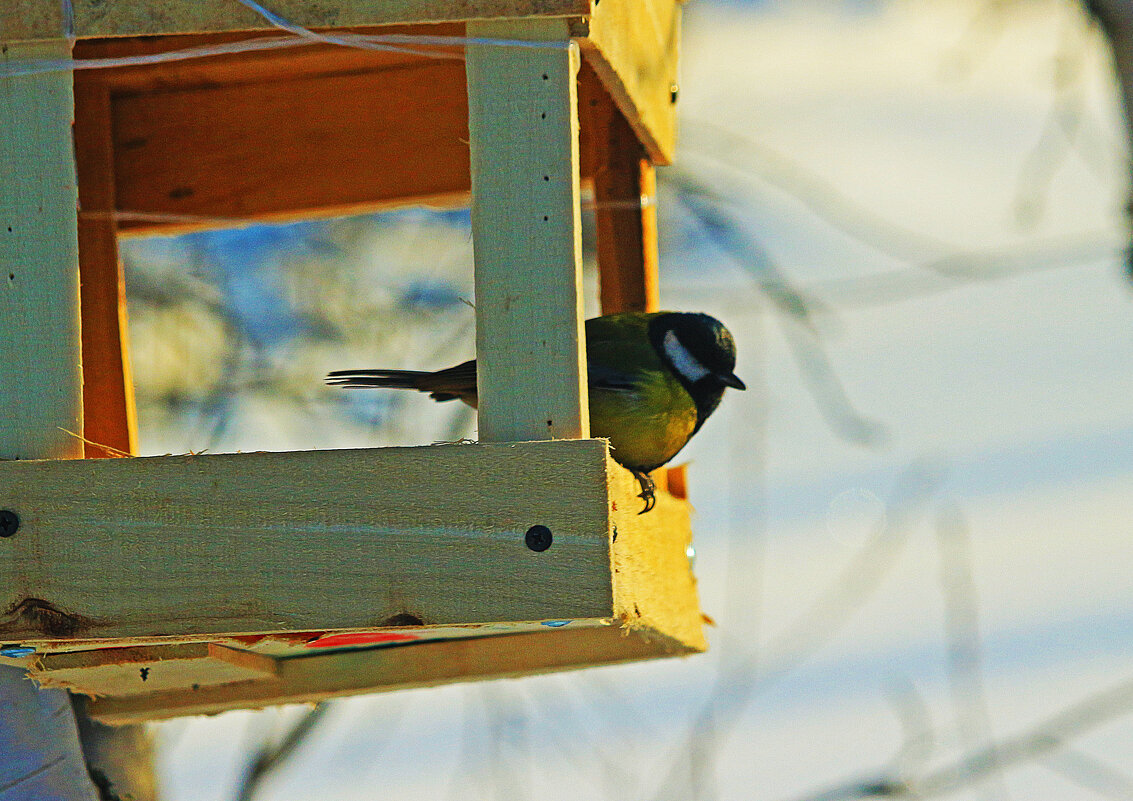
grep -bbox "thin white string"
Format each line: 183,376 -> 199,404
233,0 -> 462,59
0,0 -> 569,78
79,197 -> 657,229
60,0 -> 76,44
232,0 -> 569,53
3,35 -> 315,77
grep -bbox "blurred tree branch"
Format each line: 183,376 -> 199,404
1084,0 -> 1133,279
934,505 -> 1009,801
784,672 -> 1133,801
236,704 -> 330,801
654,464 -> 945,801
665,169 -> 888,447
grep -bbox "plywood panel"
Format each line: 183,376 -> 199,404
86,623 -> 694,723
32,643 -> 276,696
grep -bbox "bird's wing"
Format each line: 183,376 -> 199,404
584,313 -> 666,394
586,362 -> 642,394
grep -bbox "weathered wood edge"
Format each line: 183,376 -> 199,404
608,463 -> 707,651
83,623 -> 696,723
574,0 -> 680,163
1,0 -> 589,42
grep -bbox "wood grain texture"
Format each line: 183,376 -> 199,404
0,441 -> 615,640
76,30 -> 597,236
576,0 -> 680,163
0,40 -> 84,461
86,623 -> 694,723
588,97 -> 660,315
0,1 -> 66,43
32,643 -> 276,696
466,19 -> 589,442
3,441 -> 704,715
608,465 -> 705,651
108,58 -> 471,234
74,76 -> 138,458
3,0 -> 589,41
71,26 -> 461,95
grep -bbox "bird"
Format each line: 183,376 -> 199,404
326,311 -> 745,512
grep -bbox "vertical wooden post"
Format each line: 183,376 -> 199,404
466,20 -> 589,443
74,76 -> 138,457
591,102 -> 660,315
0,38 -> 100,801
0,40 -> 84,461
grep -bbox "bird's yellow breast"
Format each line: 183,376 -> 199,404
588,370 -> 698,472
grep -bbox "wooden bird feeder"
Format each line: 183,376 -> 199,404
0,0 -> 705,724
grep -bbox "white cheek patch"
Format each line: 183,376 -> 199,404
663,329 -> 713,383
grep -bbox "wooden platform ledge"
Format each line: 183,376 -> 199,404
0,439 -> 705,721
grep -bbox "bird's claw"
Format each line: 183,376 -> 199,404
632,470 -> 656,514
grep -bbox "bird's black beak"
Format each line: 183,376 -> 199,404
719,372 -> 746,390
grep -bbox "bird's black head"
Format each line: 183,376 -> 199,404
648,312 -> 745,432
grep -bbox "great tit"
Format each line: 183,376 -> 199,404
327,311 -> 745,512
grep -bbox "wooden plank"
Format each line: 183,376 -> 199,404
3,0 -> 590,42
74,75 -> 138,458
0,2 -> 67,44
576,0 -> 681,164
31,643 -> 277,696
466,19 -> 589,442
109,59 -> 472,235
0,441 -> 616,641
70,27 -> 595,237
0,39 -> 83,461
2,442 -> 703,716
608,467 -> 705,650
588,96 -> 660,315
87,623 -> 695,724
71,25 -> 463,95
0,39 -> 100,801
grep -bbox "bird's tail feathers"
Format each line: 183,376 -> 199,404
325,369 -> 434,390
326,360 -> 478,403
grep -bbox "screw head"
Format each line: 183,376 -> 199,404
525,525 -> 553,552
0,510 -> 18,538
